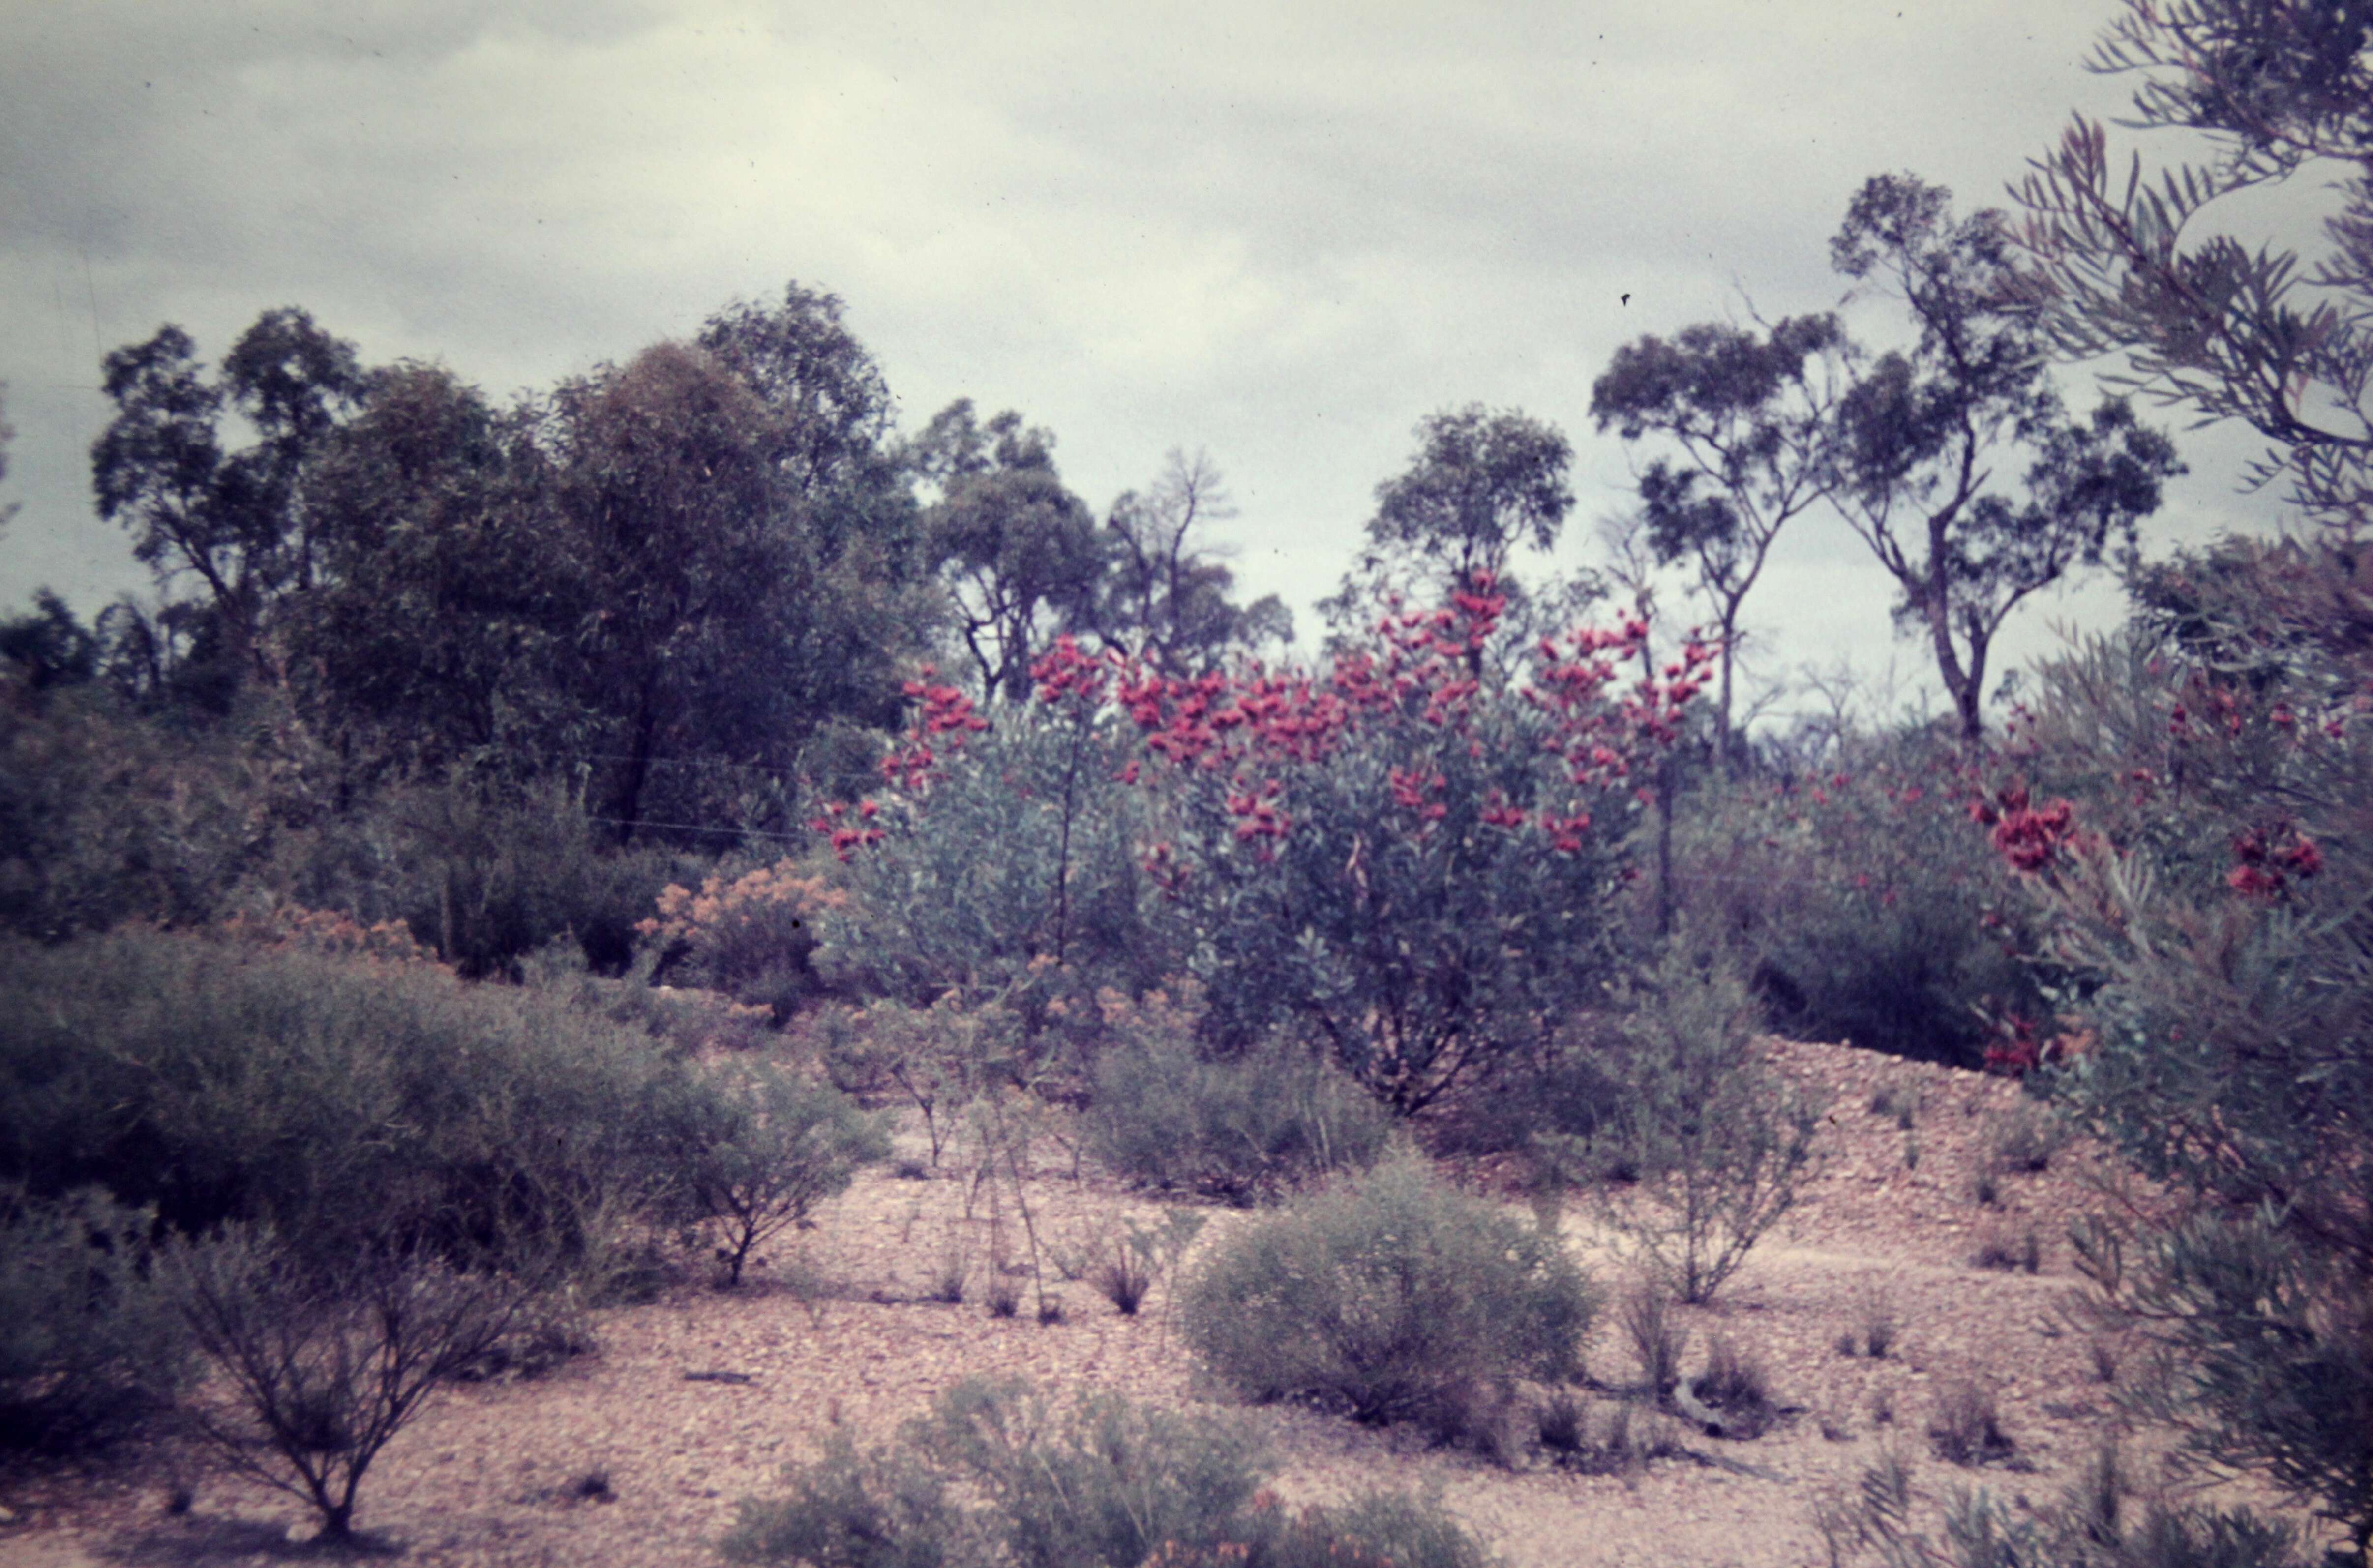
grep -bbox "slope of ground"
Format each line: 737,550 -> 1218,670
0,1037 -> 2313,1568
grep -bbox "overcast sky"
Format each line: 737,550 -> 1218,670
0,0 -> 2310,728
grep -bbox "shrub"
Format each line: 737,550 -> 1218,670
639,856 -> 844,1019
1085,1034 -> 1393,1203
1179,1155 -> 1594,1440
1690,1335 -> 1777,1440
1577,943 -> 1819,1304
0,928 -> 692,1278
2003,540 -> 2373,1557
1619,1280 -> 1687,1397
1984,1104 -> 2066,1176
1928,1381 -> 2015,1468
0,1185 -> 191,1451
811,680 -> 1168,1012
725,1378 -> 1497,1568
723,1428 -> 964,1568
668,1061 -> 890,1286
1812,1441 -> 2306,1568
1854,1287 -> 1900,1359
169,1226 -> 524,1544
1666,732 -> 2045,1069
0,686 -> 264,942
1970,1225 -> 2039,1273
1048,592 -> 1708,1116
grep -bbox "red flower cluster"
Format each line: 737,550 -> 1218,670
1389,766 -> 1448,822
1029,635 -> 1113,710
806,799 -> 887,862
880,665 -> 990,793
1224,780 -> 1291,844
1972,785 -> 2083,874
2227,822 -> 2322,898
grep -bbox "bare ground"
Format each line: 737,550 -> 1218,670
0,1037 -> 2320,1568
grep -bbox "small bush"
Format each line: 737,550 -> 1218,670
1855,1287 -> 1900,1359
727,1378 -> 1499,1568
1868,1079 -> 1922,1128
1984,1105 -> 2066,1176
1620,1281 -> 1687,1397
1812,1441 -> 2307,1568
0,1185 -> 191,1451
1584,944 -> 1819,1303
169,1227 -> 523,1544
1180,1156 -> 1593,1441
1928,1381 -> 2015,1468
668,1061 -> 889,1287
723,1427 -> 963,1568
1085,1035 -> 1392,1204
1970,1225 -> 2041,1274
638,856 -> 843,1021
1690,1335 -> 1777,1440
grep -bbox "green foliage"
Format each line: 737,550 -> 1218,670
724,1378 -> 1498,1568
0,686 -> 267,941
1562,944 -> 1818,1304
2008,540 -> 2373,1561
1668,736 -> 2045,1068
816,694 -> 1164,1009
1179,1155 -> 1593,1440
1814,1442 -> 2306,1568
2013,0 -> 2373,533
723,1428 -> 962,1568
0,928 -> 691,1272
0,1185 -> 192,1451
1085,1034 -> 1392,1204
669,1061 -> 889,1286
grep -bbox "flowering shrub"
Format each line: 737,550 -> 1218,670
810,665 -> 1164,1016
1026,579 -> 1710,1112
638,857 -> 844,1018
1997,539 -> 2373,1557
1665,735 -> 2046,1069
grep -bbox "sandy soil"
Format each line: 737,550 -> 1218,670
0,1037 -> 2322,1568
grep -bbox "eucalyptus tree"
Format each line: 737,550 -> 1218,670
1592,313 -> 1849,769
1097,448 -> 1292,676
912,399 -> 1106,704
90,309 -> 365,691
1825,174 -> 2183,744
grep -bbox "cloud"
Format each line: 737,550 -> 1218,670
0,0 -> 2315,722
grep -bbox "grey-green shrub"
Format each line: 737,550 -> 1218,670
0,928 -> 694,1275
0,1185 -> 191,1451
1574,943 -> 1819,1304
669,1061 -> 890,1286
1086,1035 -> 1392,1203
1179,1155 -> 1593,1439
723,1377 -> 1498,1568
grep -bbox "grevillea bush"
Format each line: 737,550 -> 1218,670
824,577 -> 1711,1114
1667,732 -> 2047,1068
810,667 -> 1170,1016
1995,539 -> 2373,1563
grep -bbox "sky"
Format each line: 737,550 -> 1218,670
0,0 -> 2315,730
